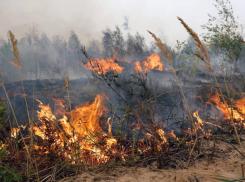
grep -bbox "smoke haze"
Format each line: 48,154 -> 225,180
0,0 -> 238,47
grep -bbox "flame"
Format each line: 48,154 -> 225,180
135,53 -> 167,72
10,125 -> 26,138
36,99 -> 56,121
157,129 -> 167,143
209,94 -> 245,123
52,98 -> 66,116
33,95 -> 119,164
193,110 -> 223,135
169,130 -> 178,140
135,61 -> 143,72
156,129 -> 168,151
11,128 -> 20,138
82,58 -> 124,74
193,110 -> 205,134
107,117 -> 112,137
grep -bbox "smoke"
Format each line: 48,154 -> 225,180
0,0 -> 223,47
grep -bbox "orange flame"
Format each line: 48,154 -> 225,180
107,117 -> 112,137
33,95 -> 119,164
209,94 -> 245,122
10,125 -> 26,138
82,58 -> 124,74
11,128 -> 20,138
193,110 -> 222,135
135,53 -> 168,72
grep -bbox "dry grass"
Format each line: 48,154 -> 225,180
148,30 -> 197,160
9,30 -> 40,180
1,18 -> 245,181
9,31 -> 21,68
177,17 -> 243,153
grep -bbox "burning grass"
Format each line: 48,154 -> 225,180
5,89 -> 245,181
2,16 -> 245,182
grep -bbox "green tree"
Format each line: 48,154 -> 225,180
201,0 -> 244,71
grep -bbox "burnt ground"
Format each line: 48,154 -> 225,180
0,69 -> 230,134
1,70 -> 245,182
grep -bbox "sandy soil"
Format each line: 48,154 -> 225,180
59,139 -> 245,182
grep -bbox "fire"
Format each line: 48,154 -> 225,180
112,51 -> 130,63
10,125 -> 26,138
157,129 -> 167,143
13,92 -> 245,165
169,130 -> 178,140
193,110 -> 223,135
135,53 -> 168,72
82,58 -> 124,74
193,110 -> 205,134
209,93 -> 245,123
81,53 -> 168,74
33,95 -> 118,164
52,98 -> 66,116
192,92 -> 245,134
31,93 -> 180,163
11,128 -> 20,138
36,99 -> 56,121
107,117 -> 112,137
135,61 -> 143,72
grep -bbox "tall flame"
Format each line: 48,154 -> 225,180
33,95 -> 118,164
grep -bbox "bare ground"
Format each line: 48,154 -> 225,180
59,138 -> 245,182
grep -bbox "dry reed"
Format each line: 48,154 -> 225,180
177,17 -> 243,153
148,30 -> 198,160
9,30 -> 40,180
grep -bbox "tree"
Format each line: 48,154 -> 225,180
113,26 -> 125,58
126,32 -> 147,58
201,0 -> 244,71
174,37 -> 200,75
53,35 -> 68,76
68,31 -> 82,74
0,39 -> 16,82
87,40 -> 101,58
102,28 -> 114,58
25,25 -> 41,80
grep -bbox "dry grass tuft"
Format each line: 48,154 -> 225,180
9,30 -> 40,180
65,77 -> 70,89
177,16 -> 243,153
148,30 -> 197,161
177,17 -> 213,73
147,31 -> 172,65
9,30 -> 21,68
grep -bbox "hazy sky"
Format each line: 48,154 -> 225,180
0,0 -> 244,47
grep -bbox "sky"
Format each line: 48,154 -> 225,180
0,0 -> 245,47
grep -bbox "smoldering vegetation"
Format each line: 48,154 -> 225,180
2,0 -> 245,181
1,24 -> 244,131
